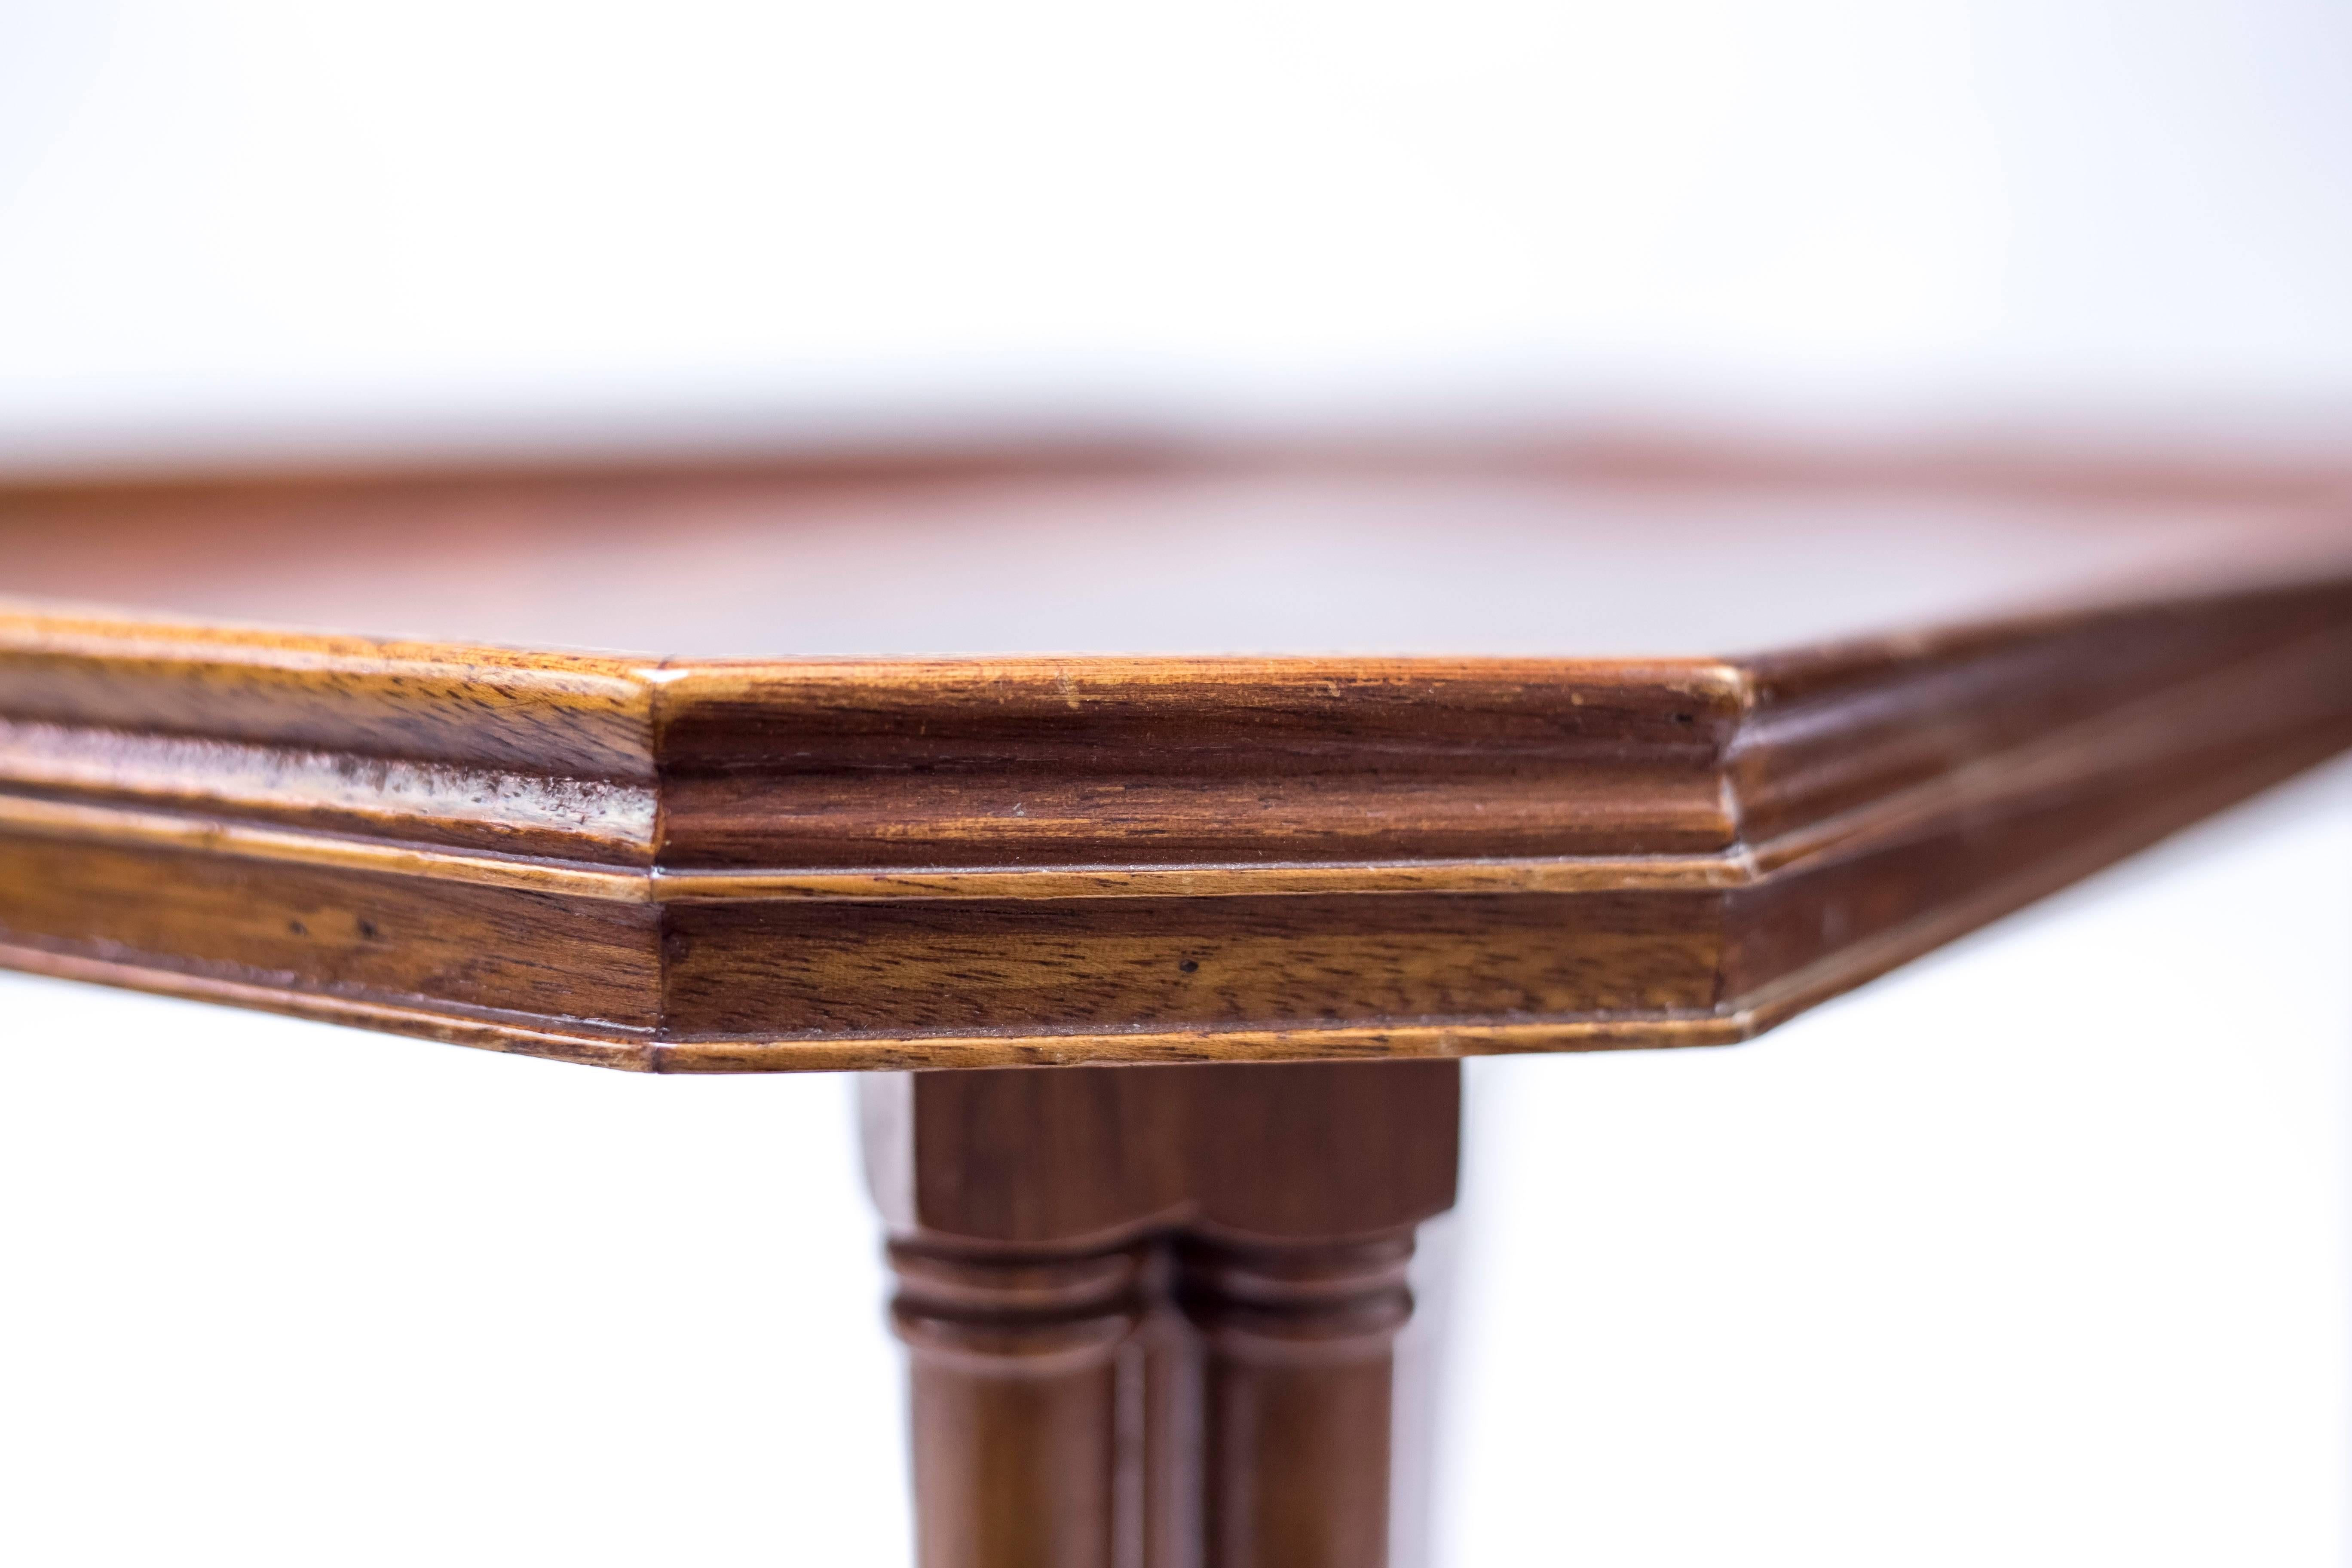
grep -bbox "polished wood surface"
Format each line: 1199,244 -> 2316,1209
3,444 -> 2344,658
865,1058 -> 1458,1568
0,443 -> 2347,1069
9,440 -> 2349,1566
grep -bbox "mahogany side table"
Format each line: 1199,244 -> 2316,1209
3,438 -> 2347,1566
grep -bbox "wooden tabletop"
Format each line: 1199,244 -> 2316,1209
3,440 -> 2348,1071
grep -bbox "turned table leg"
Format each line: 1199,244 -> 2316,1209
1180,1232 -> 1416,1568
888,1242 -> 1146,1568
863,1059 -> 1458,1568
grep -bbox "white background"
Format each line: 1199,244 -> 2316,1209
3,0 -> 2352,460
1,3 -> 2349,1564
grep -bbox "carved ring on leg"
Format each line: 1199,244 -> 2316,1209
890,1241 -> 1150,1568
1178,1231 -> 1417,1568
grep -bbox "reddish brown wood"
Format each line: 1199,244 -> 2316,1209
867,1059 -> 1459,1568
6,438 -> 2348,1567
0,447 -> 2347,1072
891,1242 -> 1146,1568
1181,1233 -> 1415,1568
0,588 -> 2345,1070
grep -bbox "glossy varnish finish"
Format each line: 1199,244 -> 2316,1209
865,1058 -> 1459,1568
1,449 -> 2348,1070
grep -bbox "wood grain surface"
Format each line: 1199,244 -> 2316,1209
2,444 -> 2347,1070
869,1058 -> 1460,1568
